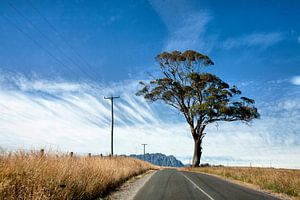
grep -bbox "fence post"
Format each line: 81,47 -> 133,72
70,152 -> 73,157
40,149 -> 44,157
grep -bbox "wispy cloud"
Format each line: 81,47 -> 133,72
149,0 -> 214,52
150,0 -> 285,54
291,76 -> 300,85
223,32 -> 284,50
0,74 -> 300,168
0,74 -> 191,157
200,80 -> 300,168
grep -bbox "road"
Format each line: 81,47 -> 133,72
133,169 -> 281,200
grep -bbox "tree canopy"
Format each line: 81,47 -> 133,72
137,50 -> 260,166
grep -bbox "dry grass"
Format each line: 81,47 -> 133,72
184,166 -> 300,199
0,150 -> 155,200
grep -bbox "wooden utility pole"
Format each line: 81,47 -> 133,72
104,96 -> 120,156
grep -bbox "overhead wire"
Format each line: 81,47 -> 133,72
25,0 -> 102,80
2,14 -> 79,78
1,12 -> 105,143
2,1 -> 109,145
6,1 -> 96,81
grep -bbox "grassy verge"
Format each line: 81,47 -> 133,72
184,166 -> 300,199
0,150 -> 155,200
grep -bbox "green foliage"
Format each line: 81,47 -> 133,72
137,50 -> 259,138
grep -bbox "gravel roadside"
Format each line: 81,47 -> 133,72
103,170 -> 157,200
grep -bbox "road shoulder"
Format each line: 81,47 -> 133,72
104,170 -> 157,200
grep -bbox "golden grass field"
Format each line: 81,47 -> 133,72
0,150 -> 155,200
184,166 -> 300,199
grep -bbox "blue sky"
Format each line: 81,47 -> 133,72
0,0 -> 300,168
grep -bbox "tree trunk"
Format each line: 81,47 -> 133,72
192,138 -> 202,167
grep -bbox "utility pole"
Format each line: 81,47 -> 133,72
141,144 -> 147,160
104,96 -> 120,156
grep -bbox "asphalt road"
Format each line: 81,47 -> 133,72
133,169 -> 281,200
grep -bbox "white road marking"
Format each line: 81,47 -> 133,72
181,172 -> 215,200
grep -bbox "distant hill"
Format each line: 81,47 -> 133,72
130,153 -> 184,167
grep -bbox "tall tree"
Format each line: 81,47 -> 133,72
137,50 -> 260,167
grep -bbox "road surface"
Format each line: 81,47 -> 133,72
133,169 -> 281,200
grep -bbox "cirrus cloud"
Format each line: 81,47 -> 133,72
149,0 -> 214,52
291,76 -> 300,85
222,32 -> 284,50
0,74 -> 300,168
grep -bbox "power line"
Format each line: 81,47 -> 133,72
1,13 -> 108,159
25,0 -> 102,80
7,1 -> 95,80
2,14 -> 79,78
